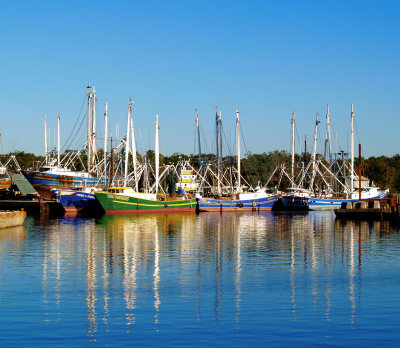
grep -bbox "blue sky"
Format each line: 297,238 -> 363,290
0,0 -> 399,158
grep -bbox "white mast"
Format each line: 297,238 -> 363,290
91,86 -> 96,168
219,111 -> 223,182
350,104 -> 354,195
291,112 -> 295,185
123,99 -> 132,187
130,102 -> 138,191
312,112 -> 319,164
236,108 -> 241,193
215,107 -> 220,195
309,112 -> 320,189
196,108 -> 202,165
57,113 -> 61,168
326,104 -> 333,193
326,105 -> 332,165
44,113 -> 48,164
155,115 -> 160,194
87,83 -> 92,172
104,102 -> 108,180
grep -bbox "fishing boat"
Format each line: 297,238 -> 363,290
280,188 -> 311,210
196,108 -> 278,212
0,166 -> 11,190
281,105 -> 388,211
52,186 -> 98,215
197,189 -> 278,212
306,105 -> 388,210
307,185 -> 388,211
22,85 -> 106,197
95,187 -> 196,214
95,115 -> 197,214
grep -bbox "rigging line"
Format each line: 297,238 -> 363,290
201,128 -> 210,155
354,116 -> 361,145
63,112 -> 87,152
240,126 -> 249,156
62,95 -> 87,151
63,110 -> 86,152
221,124 -> 234,158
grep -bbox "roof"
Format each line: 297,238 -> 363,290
12,174 -> 38,195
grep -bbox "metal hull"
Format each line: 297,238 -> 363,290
22,170 -> 105,189
197,194 -> 278,212
53,189 -> 96,215
280,195 -> 309,211
95,192 -> 197,215
308,192 -> 387,211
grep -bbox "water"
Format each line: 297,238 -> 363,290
1,211 -> 400,347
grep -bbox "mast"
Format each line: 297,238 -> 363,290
110,131 -> 114,186
219,111 -> 223,185
216,107 -> 221,195
57,113 -> 61,168
291,112 -> 295,185
44,114 -> 48,164
326,104 -> 333,193
310,112 -> 320,189
350,104 -> 354,195
130,100 -> 138,191
358,143 -> 362,200
91,86 -> 96,169
326,105 -> 332,165
123,99 -> 132,187
155,115 -> 160,194
104,102 -> 108,187
196,108 -> 202,166
236,108 -> 241,193
87,83 -> 92,172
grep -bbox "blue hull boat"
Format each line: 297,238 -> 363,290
52,188 -> 97,214
197,194 -> 278,212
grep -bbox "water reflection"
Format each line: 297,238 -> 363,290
8,213 -> 399,341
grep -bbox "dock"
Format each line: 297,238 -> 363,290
334,198 -> 399,220
0,174 -> 64,215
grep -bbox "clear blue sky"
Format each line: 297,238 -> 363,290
0,0 -> 399,158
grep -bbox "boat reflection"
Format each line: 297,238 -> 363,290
32,212 -> 398,336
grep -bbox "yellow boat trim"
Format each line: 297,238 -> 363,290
111,200 -> 194,207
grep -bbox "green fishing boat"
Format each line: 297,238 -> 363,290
95,187 -> 197,214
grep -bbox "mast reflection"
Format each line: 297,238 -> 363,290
29,212 -> 399,335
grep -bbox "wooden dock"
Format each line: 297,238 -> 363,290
0,198 -> 64,215
334,198 -> 400,220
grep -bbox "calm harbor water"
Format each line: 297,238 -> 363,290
1,211 -> 400,347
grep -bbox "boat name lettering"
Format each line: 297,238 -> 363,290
107,194 -> 129,201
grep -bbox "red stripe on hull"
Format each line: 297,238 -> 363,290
104,207 -> 196,215
198,207 -> 273,212
63,206 -> 85,215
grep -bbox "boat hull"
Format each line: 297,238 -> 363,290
23,170 -> 105,189
308,192 -> 387,211
280,195 -> 309,211
95,192 -> 197,215
53,189 -> 97,215
22,170 -> 106,199
197,194 -> 278,212
0,210 -> 26,228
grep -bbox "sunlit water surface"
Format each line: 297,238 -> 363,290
0,211 -> 400,346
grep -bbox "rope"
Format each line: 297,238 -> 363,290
62,94 -> 87,152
